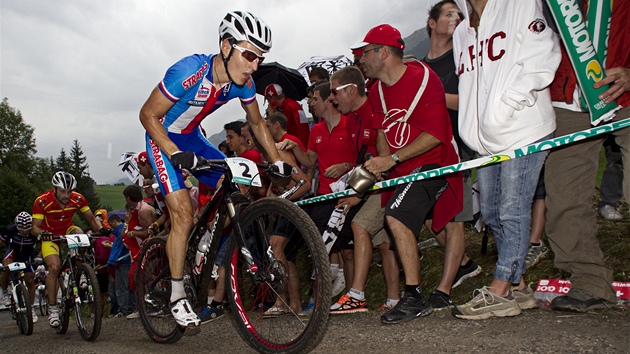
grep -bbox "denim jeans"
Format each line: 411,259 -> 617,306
477,135 -> 550,283
115,263 -> 135,315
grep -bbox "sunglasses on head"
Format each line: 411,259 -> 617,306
232,44 -> 265,64
331,83 -> 357,96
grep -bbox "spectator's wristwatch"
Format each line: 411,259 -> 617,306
391,153 -> 400,164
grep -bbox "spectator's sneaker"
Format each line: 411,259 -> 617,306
525,242 -> 548,269
49,307 -> 60,328
381,291 -> 432,324
513,286 -> 538,310
2,293 -> 11,306
331,272 -> 346,298
452,287 -> 521,320
113,311 -> 124,318
418,237 -> 439,250
599,205 -> 623,221
427,290 -> 453,311
551,288 -> 617,312
452,259 -> 482,289
32,311 -> 38,324
197,305 -> 225,324
170,298 -> 200,327
299,298 -> 315,316
330,293 -> 368,314
126,310 -> 139,319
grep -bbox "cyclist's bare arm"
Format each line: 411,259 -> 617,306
243,100 -> 281,163
140,86 -> 178,158
82,209 -> 103,231
31,218 -> 44,237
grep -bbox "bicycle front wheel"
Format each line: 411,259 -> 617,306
136,236 -> 185,344
15,283 -> 33,335
56,273 -> 70,334
39,286 -> 49,316
74,263 -> 102,341
226,197 -> 331,354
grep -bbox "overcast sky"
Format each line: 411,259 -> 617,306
1,0 -> 435,184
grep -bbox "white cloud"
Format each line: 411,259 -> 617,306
1,0 -> 430,183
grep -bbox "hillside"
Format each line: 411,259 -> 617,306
403,27 -> 430,60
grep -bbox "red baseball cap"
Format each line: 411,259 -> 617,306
265,84 -> 283,97
136,151 -> 148,164
351,24 -> 405,50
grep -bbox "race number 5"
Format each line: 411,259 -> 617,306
226,157 -> 262,187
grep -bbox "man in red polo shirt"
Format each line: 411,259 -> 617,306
265,84 -> 310,148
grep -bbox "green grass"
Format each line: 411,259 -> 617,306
94,184 -> 127,210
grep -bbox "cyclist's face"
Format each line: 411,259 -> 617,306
54,187 -> 72,204
224,40 -> 263,86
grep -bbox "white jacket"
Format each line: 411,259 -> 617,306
453,0 -> 561,155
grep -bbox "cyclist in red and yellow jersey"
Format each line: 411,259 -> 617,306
31,171 -> 106,329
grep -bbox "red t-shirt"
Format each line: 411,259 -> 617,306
368,63 -> 463,231
280,98 -> 310,148
123,202 -> 144,261
32,190 -> 90,235
346,98 -> 379,163
279,132 -> 306,152
308,116 -> 355,195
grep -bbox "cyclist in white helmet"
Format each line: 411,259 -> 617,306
139,11 -> 288,327
31,171 -> 107,328
0,212 -> 39,323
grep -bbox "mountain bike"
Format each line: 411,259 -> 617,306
0,260 -> 38,335
43,233 -> 104,341
34,264 -> 49,316
136,157 -> 331,353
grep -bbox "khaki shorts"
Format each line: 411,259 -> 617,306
351,193 -> 392,247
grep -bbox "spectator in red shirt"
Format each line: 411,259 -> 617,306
265,84 -> 310,147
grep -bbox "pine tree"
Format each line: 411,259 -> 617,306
68,139 -> 101,212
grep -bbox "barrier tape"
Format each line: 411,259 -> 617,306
296,116 -> 630,206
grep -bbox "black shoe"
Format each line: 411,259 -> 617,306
551,288 -> 617,312
380,292 -> 432,324
452,259 -> 482,289
426,290 -> 453,311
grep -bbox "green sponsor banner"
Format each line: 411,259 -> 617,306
296,117 -> 630,206
546,0 -> 618,125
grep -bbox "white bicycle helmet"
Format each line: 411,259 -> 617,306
14,211 -> 32,230
51,171 -> 77,190
219,11 -> 272,53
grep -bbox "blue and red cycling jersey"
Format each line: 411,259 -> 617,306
147,53 -> 258,195
157,54 -> 257,134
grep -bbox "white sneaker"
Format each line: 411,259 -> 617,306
599,205 -> 623,221
49,307 -> 60,328
331,272 -> 346,298
126,310 -> 139,319
170,298 -> 200,327
32,311 -> 38,323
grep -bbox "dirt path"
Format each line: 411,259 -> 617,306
1,307 -> 628,353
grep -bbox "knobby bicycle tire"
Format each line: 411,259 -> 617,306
136,236 -> 185,344
56,273 -> 70,334
74,263 -> 102,341
39,287 -> 49,316
226,197 -> 331,354
16,283 -> 33,335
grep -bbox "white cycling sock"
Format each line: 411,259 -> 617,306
207,295 -> 214,305
170,279 -> 186,303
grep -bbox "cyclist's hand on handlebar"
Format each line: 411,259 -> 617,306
170,151 -> 198,170
39,231 -> 53,242
272,161 -> 294,178
99,227 -> 112,236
